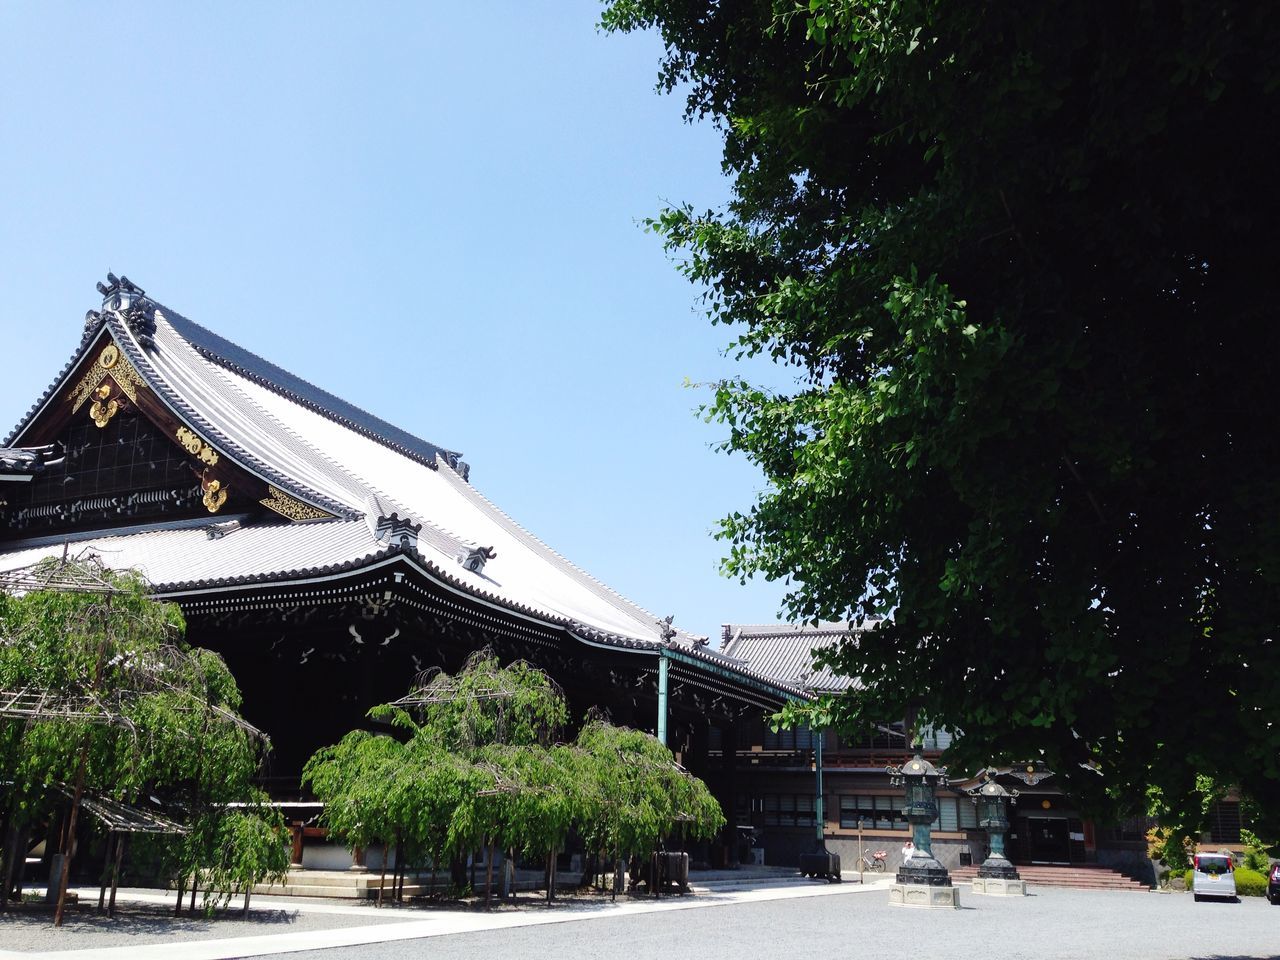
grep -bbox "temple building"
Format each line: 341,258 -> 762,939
5,276 -> 1204,882
0,276 -> 802,840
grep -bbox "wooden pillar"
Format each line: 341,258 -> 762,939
290,824 -> 304,866
98,833 -> 115,912
722,718 -> 740,866
108,835 -> 125,917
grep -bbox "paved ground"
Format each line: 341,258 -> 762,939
0,878 -> 1277,960
0,889 -> 408,957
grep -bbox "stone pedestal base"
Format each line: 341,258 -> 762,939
889,882 -> 961,909
972,876 -> 1027,896
799,851 -> 842,881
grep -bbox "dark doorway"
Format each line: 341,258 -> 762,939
1023,817 -> 1071,864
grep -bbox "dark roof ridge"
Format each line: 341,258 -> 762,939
153,304 -> 467,474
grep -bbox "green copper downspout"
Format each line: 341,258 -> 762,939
657,651 -> 669,748
814,730 -> 825,843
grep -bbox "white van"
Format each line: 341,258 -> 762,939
1192,852 -> 1237,902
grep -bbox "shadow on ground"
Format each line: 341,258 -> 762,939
1,901 -> 300,938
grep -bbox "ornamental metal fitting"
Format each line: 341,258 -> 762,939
965,768 -> 1021,802
93,273 -> 156,348
376,512 -> 422,551
887,749 -> 949,787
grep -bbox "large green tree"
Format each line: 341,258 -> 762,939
603,0 -> 1280,832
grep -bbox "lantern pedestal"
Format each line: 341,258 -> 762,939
799,849 -> 842,882
972,853 -> 1025,895
892,851 -> 959,907
971,875 -> 1026,896
889,881 -> 961,908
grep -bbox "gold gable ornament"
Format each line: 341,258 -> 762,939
260,485 -> 332,522
176,426 -> 220,466
89,384 -> 119,428
201,474 -> 229,514
70,342 -> 147,426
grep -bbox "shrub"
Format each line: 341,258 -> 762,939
1234,867 -> 1267,897
1184,868 -> 1193,888
1146,827 -> 1192,873
1239,829 -> 1276,872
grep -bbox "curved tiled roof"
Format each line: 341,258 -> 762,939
112,317 -> 362,520
719,620 -> 882,693
161,308 -> 466,473
2,279 -> 705,651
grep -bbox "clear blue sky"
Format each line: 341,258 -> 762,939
0,1 -> 796,643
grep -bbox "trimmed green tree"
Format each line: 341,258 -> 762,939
0,558 -> 280,921
307,652 -> 725,904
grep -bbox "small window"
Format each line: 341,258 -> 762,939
763,725 -> 815,751
937,798 -> 959,832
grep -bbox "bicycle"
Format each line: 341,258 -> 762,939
857,850 -> 887,872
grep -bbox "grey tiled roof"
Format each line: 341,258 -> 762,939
1,281 -> 708,650
719,621 -> 881,693
0,519 -> 383,593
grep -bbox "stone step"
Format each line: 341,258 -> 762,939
248,868 -> 584,900
951,865 -> 1147,891
242,864 -> 811,901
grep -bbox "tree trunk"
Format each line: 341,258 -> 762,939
174,875 -> 186,916
241,889 -> 251,919
377,842 -> 389,907
53,736 -> 91,926
11,832 -> 29,906
484,839 -> 495,909
0,817 -> 21,911
0,806 -> 11,911
450,852 -> 467,891
396,841 -> 406,903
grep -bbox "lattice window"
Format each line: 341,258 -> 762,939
5,413 -> 204,533
1207,801 -> 1242,844
762,724 -> 815,751
839,794 -> 907,830
838,721 -> 908,751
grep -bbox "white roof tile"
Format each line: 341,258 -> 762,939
4,300 -> 691,646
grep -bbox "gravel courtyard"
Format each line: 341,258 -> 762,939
0,881 -> 1276,960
